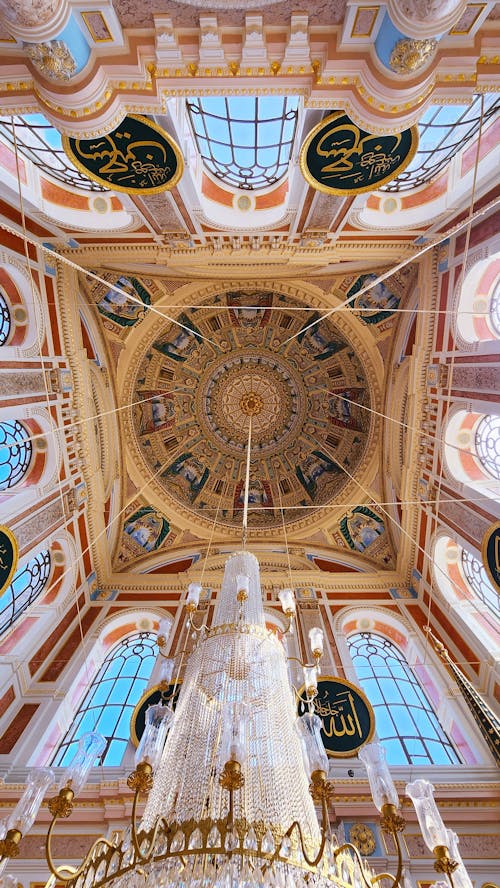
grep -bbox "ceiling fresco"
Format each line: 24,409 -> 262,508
125,289 -> 373,529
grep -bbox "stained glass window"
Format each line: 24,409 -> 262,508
490,280 -> 500,336
382,94 -> 500,192
51,632 -> 157,767
475,414 -> 500,480
0,289 -> 10,345
461,549 -> 500,619
0,113 -> 106,192
187,96 -> 299,190
0,420 -> 33,490
348,632 -> 460,765
0,550 -> 51,638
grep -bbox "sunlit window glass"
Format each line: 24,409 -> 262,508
383,94 -> 500,192
0,113 -> 106,192
51,632 -> 157,767
0,420 -> 32,490
461,549 -> 500,619
490,280 -> 500,336
187,96 -> 299,190
348,632 -> 460,765
474,414 -> 500,480
0,550 -> 51,637
0,289 -> 11,345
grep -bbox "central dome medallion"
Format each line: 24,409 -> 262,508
199,351 -> 304,457
131,289 -> 372,528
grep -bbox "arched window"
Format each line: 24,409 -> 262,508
51,632 -> 157,767
0,288 -> 11,345
456,254 -> 500,343
474,414 -> 500,480
0,420 -> 33,490
382,93 -> 500,192
347,632 -> 460,765
187,96 -> 299,190
0,550 -> 52,638
445,409 -> 500,500
0,113 -> 106,192
461,549 -> 499,617
434,536 -> 500,646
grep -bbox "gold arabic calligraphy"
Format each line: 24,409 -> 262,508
314,690 -> 364,740
75,130 -> 173,188
0,542 -> 9,572
315,123 -> 402,184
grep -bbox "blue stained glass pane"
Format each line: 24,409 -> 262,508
0,420 -> 32,490
0,289 -> 11,346
51,632 -> 157,767
187,95 -> 299,190
461,546 -> 500,618
0,113 -> 107,192
0,550 -> 51,638
348,632 -> 460,766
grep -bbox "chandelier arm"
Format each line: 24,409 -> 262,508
287,655 -> 322,670
335,842 -> 382,888
44,812 -> 114,882
187,611 -> 210,633
369,833 -> 403,888
281,818 -> 328,868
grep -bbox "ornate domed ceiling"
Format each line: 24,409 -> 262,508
125,288 -> 375,530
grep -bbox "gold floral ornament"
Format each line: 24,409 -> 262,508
25,40 -> 77,81
349,823 -> 376,856
389,37 -> 437,74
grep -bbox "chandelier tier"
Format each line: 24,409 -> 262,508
0,420 -> 465,888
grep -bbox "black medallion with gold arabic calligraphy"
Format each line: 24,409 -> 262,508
300,111 -> 418,195
0,525 -> 18,596
298,676 -> 375,757
482,521 -> 500,593
63,114 -> 184,194
130,681 -> 181,747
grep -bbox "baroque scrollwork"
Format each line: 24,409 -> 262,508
25,39 -> 76,80
389,37 -> 437,74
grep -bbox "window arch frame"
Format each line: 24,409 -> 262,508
444,407 -> 500,502
455,252 -> 500,345
346,629 -> 461,766
50,629 -> 160,768
333,607 -> 488,766
433,534 -> 500,654
186,95 -> 300,192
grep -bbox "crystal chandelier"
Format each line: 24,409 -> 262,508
0,417 -> 467,888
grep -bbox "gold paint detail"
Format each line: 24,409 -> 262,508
239,391 -> 264,416
389,38 -> 437,74
47,786 -> 75,819
349,823 -> 377,856
80,11 -> 113,42
25,40 -> 77,81
0,827 -> 22,859
127,761 -> 154,794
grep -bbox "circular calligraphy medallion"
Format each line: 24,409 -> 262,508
299,111 -> 418,195
482,521 -> 500,593
0,525 -> 18,596
63,114 -> 184,195
130,681 -> 181,747
297,676 -> 375,757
